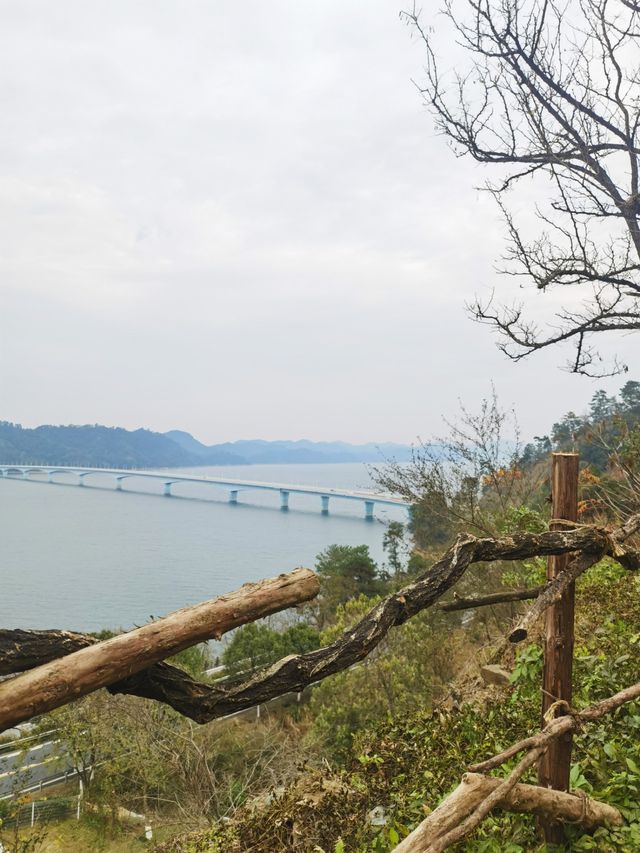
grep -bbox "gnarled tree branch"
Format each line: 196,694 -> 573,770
2,518 -> 637,727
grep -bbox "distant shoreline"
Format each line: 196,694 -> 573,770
0,421 -> 414,469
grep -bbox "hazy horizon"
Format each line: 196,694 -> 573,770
2,418 -> 418,448
1,2 -> 637,444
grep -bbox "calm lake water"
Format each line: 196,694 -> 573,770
0,463 -> 406,631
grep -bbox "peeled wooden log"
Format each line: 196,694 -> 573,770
0,568 -> 319,732
393,772 -> 623,853
405,746 -> 547,853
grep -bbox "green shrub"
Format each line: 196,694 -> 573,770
172,570 -> 640,852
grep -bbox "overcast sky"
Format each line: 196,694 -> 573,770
1,1 -> 636,445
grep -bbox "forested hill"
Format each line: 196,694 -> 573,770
519,379 -> 640,469
0,422 -> 412,468
0,423 -> 238,468
164,431 -> 413,465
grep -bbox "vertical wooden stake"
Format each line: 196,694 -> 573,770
538,452 -> 579,844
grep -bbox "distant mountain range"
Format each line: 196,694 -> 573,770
0,422 -> 413,468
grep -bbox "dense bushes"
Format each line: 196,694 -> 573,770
159,565 -> 640,851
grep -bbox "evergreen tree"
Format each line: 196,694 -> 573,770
382,521 -> 407,576
551,412 -> 584,448
619,381 -> 640,418
589,389 -> 615,423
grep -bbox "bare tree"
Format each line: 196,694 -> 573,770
405,0 -> 640,375
373,389 -> 537,538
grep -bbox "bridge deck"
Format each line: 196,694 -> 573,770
1,465 -> 409,510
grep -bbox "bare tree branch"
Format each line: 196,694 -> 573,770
440,585 -> 544,611
405,0 -> 640,374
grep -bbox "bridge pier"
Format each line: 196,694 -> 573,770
77,473 -> 86,486
229,489 -> 239,504
22,469 -> 30,480
364,500 -> 375,521
163,482 -> 173,497
320,495 -> 330,515
280,490 -> 290,511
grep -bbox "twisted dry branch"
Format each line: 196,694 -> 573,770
439,586 -> 544,612
1,517 -> 638,726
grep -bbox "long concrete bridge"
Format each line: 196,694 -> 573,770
0,465 -> 410,520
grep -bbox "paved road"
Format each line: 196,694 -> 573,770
0,687 -> 305,798
0,735 -> 74,797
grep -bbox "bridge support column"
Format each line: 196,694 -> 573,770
22,470 -> 29,480
115,477 -> 125,491
364,500 -> 375,521
321,495 -> 330,515
280,490 -> 290,511
229,490 -> 238,504
163,482 -> 172,497
77,473 -> 85,486
47,471 -> 54,483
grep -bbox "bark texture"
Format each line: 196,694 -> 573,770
539,452 -> 578,842
0,568 -> 319,731
0,628 -> 93,675
440,586 -> 544,612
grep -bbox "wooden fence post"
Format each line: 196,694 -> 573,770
538,452 -> 579,844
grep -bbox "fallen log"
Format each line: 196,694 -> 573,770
0,568 -> 319,732
50,527 -> 628,720
1,520 -> 637,725
392,772 -> 622,853
407,746 -> 546,853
